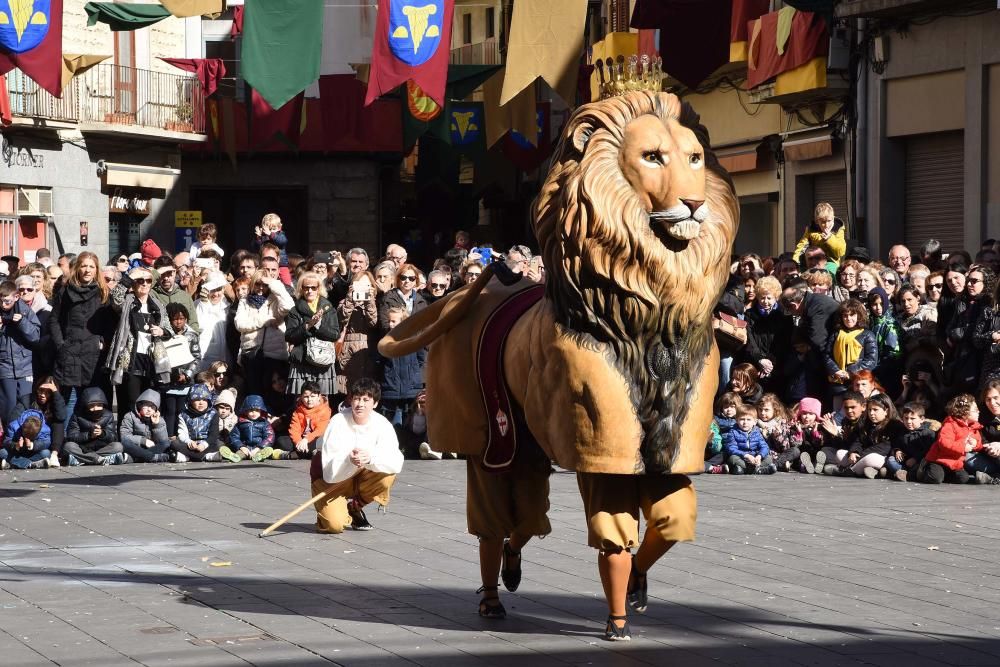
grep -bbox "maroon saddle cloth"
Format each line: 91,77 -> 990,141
475,283 -> 544,472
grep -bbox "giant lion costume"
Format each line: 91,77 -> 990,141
380,90 -> 738,637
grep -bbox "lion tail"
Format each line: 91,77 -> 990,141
377,263 -> 498,358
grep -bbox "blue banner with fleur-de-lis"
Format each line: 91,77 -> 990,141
0,0 -> 62,96
448,102 -> 485,158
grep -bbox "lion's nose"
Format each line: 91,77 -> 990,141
681,198 -> 704,216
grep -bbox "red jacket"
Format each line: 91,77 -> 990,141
925,416 -> 982,471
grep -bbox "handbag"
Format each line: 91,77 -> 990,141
713,312 -> 748,347
163,335 -> 196,369
151,340 -> 172,374
305,336 -> 336,368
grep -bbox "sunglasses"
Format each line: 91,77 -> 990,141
17,287 -> 34,293
215,371 -> 227,377
133,278 -> 153,285
466,272 -> 481,278
430,283 -> 448,289
302,285 -> 319,291
400,275 -> 417,282
928,283 -> 944,289
884,279 -> 897,285
968,278 -> 983,285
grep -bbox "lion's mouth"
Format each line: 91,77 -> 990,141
649,203 -> 709,241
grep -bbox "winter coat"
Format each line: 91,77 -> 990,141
926,416 -> 982,471
234,279 -> 295,361
66,387 -> 117,445
792,218 -> 846,264
847,419 -> 905,458
252,229 -> 288,266
743,303 -> 793,371
288,400 -> 333,446
284,297 -> 340,367
705,421 -> 722,458
13,389 -> 66,427
230,394 -> 274,449
723,426 -> 770,459
824,328 -> 878,376
164,324 -> 201,392
798,293 -> 841,354
153,283 -> 199,332
48,282 -> 110,388
105,275 -> 172,385
714,416 -> 737,439
24,294 -> 53,377
0,300 -> 40,380
336,296 -> 379,395
789,422 -> 824,453
177,384 -> 219,446
4,408 -> 51,449
378,346 -> 425,400
196,297 -> 231,371
899,306 -> 937,351
826,414 -> 863,450
734,383 -> 763,406
893,424 -> 937,461
120,389 -> 170,451
758,418 -> 792,454
378,288 -> 428,332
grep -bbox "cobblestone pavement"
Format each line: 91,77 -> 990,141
1,461 -> 999,666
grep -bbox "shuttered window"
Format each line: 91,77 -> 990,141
904,131 -> 964,253
813,170 -> 849,226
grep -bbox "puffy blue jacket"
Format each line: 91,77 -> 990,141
0,300 -> 40,380
177,384 -> 219,445
378,347 -> 425,400
230,394 -> 274,449
723,427 -> 770,459
4,408 -> 51,449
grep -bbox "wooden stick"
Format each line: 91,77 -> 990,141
258,489 -> 331,537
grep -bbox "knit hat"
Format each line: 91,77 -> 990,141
797,397 -> 822,418
140,239 -> 163,266
188,384 -> 213,404
867,286 -> 890,314
214,388 -> 236,409
136,388 -> 161,409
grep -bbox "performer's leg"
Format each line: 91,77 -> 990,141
478,537 -> 505,616
598,548 -> 632,631
311,477 -> 351,533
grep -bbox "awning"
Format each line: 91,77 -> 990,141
717,146 -> 760,173
103,163 -> 180,190
782,128 -> 834,161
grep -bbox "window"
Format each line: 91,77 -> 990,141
486,7 -> 495,39
205,38 -> 241,99
462,13 -> 472,45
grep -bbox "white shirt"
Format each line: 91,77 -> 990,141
319,408 -> 403,484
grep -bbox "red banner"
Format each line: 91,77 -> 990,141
0,0 -> 63,97
365,0 -> 454,107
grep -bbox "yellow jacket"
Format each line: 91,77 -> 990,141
792,219 -> 846,264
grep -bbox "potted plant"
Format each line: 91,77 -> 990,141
165,101 -> 194,132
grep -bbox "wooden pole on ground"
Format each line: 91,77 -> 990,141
258,489 -> 330,537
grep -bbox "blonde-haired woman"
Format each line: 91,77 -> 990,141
50,251 -> 112,407
285,272 -> 340,397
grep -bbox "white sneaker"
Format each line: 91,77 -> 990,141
174,451 -> 189,463
1,459 -> 8,470
203,452 -> 221,462
48,453 -> 61,468
418,442 -> 443,460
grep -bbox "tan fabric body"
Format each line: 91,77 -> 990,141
312,471 -> 396,534
466,454 -> 552,541
577,472 -> 697,551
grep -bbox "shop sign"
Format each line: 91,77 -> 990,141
109,190 -> 150,215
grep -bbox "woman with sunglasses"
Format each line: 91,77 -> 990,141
378,263 -> 427,333
422,269 -> 451,304
285,273 -> 340,399
15,274 -> 52,378
49,251 -> 112,414
234,269 -> 295,397
0,280 -> 41,421
104,267 -> 172,424
944,265 -> 995,392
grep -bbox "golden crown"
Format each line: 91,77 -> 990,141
594,54 -> 664,99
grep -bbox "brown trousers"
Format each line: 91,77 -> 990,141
311,470 -> 396,534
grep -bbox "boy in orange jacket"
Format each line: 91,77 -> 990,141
917,393 -> 981,484
275,381 -> 332,459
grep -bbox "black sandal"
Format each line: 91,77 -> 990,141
501,540 -> 522,592
604,614 -> 631,641
476,585 -> 506,619
626,556 -> 648,613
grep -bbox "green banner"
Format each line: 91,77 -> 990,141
241,0 -> 324,110
85,2 -> 171,30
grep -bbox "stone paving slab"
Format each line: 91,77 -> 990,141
2,461 -> 1000,666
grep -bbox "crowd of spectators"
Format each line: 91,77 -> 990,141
2,203 -> 999,487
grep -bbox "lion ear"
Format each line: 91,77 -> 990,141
571,121 -> 594,153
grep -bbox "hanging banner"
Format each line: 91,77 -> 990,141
502,102 -> 551,172
0,0 -> 63,96
241,0 -> 323,110
449,101 -> 485,158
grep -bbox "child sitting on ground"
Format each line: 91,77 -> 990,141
816,390 -> 867,474
172,384 -> 221,463
275,381 -> 331,460
888,402 -> 937,481
120,389 -> 171,463
757,393 -> 792,471
917,393 -> 981,484
221,394 -> 275,462
724,403 -> 775,475
714,392 -> 741,440
790,397 -> 825,473
2,411 -> 50,469
214,389 -> 238,447
837,393 -> 904,478
704,420 -> 725,474
63,388 -> 124,466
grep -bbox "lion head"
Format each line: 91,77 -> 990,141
533,91 -> 739,473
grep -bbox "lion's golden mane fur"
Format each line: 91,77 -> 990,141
532,91 -> 739,473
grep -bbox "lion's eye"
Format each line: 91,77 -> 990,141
689,153 -> 703,168
641,151 -> 664,166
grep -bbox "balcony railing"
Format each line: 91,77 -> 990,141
3,64 -> 206,134
450,37 -> 501,65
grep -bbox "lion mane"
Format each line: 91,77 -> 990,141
533,91 -> 739,473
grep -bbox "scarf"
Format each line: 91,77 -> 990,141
832,328 -> 864,371
247,293 -> 268,309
